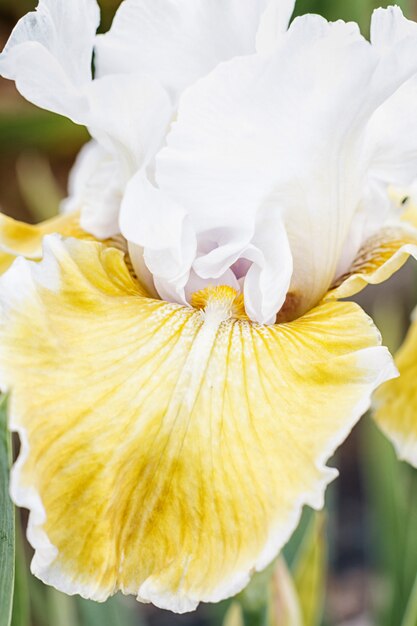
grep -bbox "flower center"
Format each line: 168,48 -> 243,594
191,286 -> 247,323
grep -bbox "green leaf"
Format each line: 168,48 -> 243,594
223,602 -> 244,626
269,558 -> 303,626
401,572 -> 417,626
361,417 -> 417,626
26,572 -> 50,626
0,110 -> 88,156
77,595 -> 144,626
11,518 -> 29,626
45,589 -> 79,626
237,562 -> 275,626
292,514 -> 327,626
16,152 -> 64,222
283,508 -> 315,569
0,395 -> 15,626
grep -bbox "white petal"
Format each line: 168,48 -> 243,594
156,14 -> 417,317
191,210 -> 293,324
193,230 -> 254,280
256,0 -> 295,53
0,1 -> 172,201
371,5 -> 417,48
364,78 -> 417,189
86,74 -> 172,170
60,72 -> 173,240
126,242 -> 159,298
363,6 -> 417,191
243,207 -> 293,325
62,142 -> 124,239
120,172 -> 196,302
95,0 -> 271,102
0,0 -> 99,121
339,7 -> 417,275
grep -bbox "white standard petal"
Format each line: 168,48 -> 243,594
336,7 -> 417,279
95,0 -> 277,102
86,74 -> 172,171
0,0 -> 99,121
120,172 -> 197,303
191,209 -> 293,324
256,0 -> 296,53
59,73 -> 172,239
361,9 -> 417,188
155,14 -> 417,318
0,0 -> 173,209
242,207 -> 293,325
364,77 -> 417,190
370,5 -> 417,48
61,141 -> 124,239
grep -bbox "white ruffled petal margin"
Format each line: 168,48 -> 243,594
95,0 -> 295,102
256,0 -> 296,52
0,0 -> 99,121
242,206 -> 293,325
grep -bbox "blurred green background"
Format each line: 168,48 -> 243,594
2,1 -> 417,625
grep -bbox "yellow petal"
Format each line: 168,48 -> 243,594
0,237 -> 395,612
0,211 -> 93,274
373,313 -> 417,467
327,224 -> 417,301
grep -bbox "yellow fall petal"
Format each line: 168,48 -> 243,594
0,236 -> 395,612
0,211 -> 94,274
373,313 -> 417,467
327,224 -> 417,301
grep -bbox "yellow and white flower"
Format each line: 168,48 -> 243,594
1,0 -> 417,614
373,193 -> 417,467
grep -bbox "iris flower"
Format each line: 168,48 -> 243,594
1,0 -> 417,613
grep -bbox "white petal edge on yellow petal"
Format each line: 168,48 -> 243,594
250,346 -> 398,574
